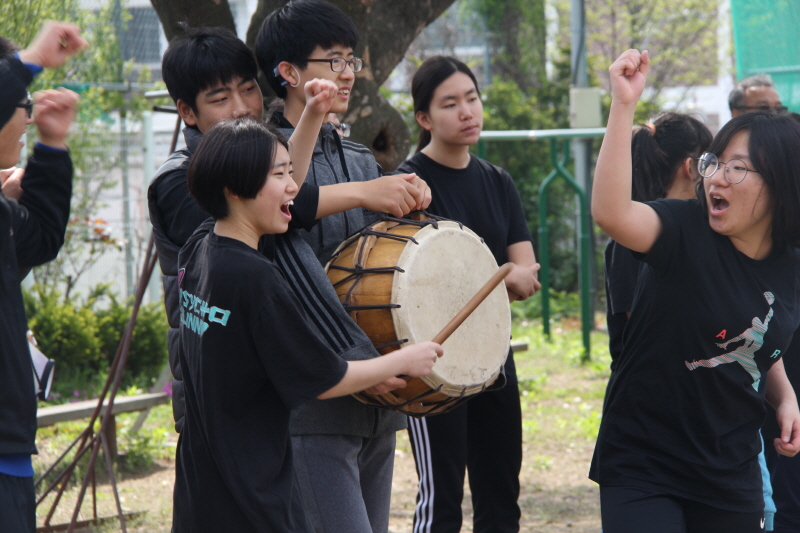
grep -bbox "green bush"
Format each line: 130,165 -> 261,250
24,286 -> 103,369
511,290 -> 580,322
89,285 -> 169,384
23,284 -> 168,399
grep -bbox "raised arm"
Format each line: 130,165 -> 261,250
18,21 -> 88,69
288,78 -> 336,186
591,49 -> 662,254
13,89 -> 79,268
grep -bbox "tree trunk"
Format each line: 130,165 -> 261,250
150,0 -> 456,171
150,0 -> 236,41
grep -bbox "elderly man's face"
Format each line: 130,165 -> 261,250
732,86 -> 783,117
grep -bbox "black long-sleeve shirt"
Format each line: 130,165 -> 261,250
0,145 -> 73,455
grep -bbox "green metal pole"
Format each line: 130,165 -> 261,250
548,141 -> 592,361
537,167 -> 556,341
482,128 -> 605,358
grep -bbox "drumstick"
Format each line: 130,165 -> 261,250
431,262 -> 514,345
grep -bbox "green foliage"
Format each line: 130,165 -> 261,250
90,286 -> 169,383
4,0 -> 155,294
24,285 -> 104,370
477,51 -> 598,292
117,400 -> 175,472
511,290 -> 581,323
465,0 -> 547,90
549,0 -> 719,108
24,284 -> 168,400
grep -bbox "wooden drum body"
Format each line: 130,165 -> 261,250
325,214 -> 512,416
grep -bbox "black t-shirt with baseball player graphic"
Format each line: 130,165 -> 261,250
590,199 -> 800,513
172,221 -> 348,533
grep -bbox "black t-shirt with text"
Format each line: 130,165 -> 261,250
173,223 -> 348,533
590,199 -> 800,512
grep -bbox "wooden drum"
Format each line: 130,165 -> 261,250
325,213 -> 512,416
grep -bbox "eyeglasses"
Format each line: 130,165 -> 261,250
15,93 -> 33,118
330,121 -> 351,138
734,105 -> 788,114
306,57 -> 363,73
697,152 -> 760,184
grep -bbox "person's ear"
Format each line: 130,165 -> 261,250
277,62 -> 300,88
682,157 -> 697,181
416,110 -> 432,131
176,99 -> 198,127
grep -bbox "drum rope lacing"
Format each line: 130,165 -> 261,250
329,212 -> 496,417
328,214 -> 457,315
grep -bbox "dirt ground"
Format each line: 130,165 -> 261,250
35,329 -> 605,532
37,440 -> 599,533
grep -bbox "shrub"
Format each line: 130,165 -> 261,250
24,286 -> 103,369
89,285 -> 168,385
23,284 -> 168,399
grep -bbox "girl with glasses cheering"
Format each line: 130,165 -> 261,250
591,49 -> 800,533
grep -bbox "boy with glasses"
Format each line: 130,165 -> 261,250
149,26 -> 430,438
255,2 -> 432,531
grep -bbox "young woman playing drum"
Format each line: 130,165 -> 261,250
591,49 -> 800,533
398,55 -> 541,533
173,118 -> 443,532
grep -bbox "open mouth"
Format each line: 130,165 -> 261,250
338,89 -> 350,97
710,194 -> 729,213
281,199 -> 294,218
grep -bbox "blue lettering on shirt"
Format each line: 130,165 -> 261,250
180,290 -> 230,336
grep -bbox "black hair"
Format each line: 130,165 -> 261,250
631,113 -> 712,202
161,26 -> 258,112
0,36 -> 19,58
695,110 -> 800,250
187,118 -> 288,220
410,56 -> 481,153
254,0 -> 359,99
728,74 -> 775,112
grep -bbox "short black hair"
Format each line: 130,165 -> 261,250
254,0 -> 359,99
695,110 -> 800,250
161,26 -> 258,112
187,118 -> 288,220
0,36 -> 19,58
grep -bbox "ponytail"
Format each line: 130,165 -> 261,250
630,112 -> 712,202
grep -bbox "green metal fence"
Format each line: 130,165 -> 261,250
730,0 -> 800,111
477,128 -> 606,360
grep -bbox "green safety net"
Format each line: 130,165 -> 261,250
730,0 -> 800,111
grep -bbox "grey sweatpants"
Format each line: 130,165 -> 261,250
292,432 -> 396,533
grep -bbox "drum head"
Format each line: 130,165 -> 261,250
392,221 -> 511,396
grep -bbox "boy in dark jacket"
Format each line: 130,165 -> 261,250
0,22 -> 85,533
148,26 -> 429,433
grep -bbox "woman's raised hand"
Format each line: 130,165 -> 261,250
608,49 -> 650,106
